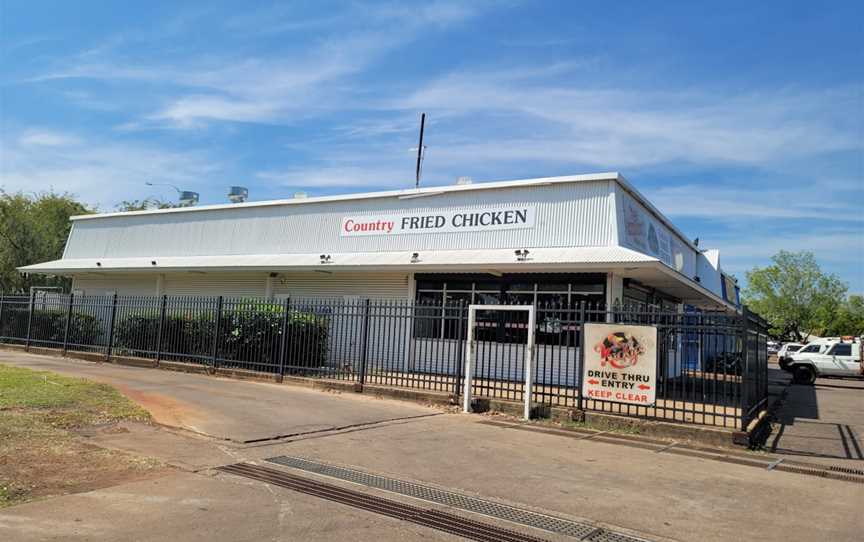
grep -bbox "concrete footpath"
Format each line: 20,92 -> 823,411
1,351 -> 862,542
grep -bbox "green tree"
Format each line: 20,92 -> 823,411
0,191 -> 93,293
820,295 -> 864,337
115,197 -> 179,212
743,251 -> 847,341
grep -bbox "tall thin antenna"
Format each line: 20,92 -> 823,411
415,112 -> 426,188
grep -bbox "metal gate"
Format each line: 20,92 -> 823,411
462,304 -> 536,419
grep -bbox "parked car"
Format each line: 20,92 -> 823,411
767,341 -> 781,356
786,337 -> 863,384
777,342 -> 804,370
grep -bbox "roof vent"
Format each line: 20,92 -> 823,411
456,176 -> 472,185
228,186 -> 248,203
178,191 -> 199,206
293,191 -> 308,199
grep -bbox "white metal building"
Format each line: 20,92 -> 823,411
21,172 -> 740,310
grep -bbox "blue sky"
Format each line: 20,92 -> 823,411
1,1 -> 862,291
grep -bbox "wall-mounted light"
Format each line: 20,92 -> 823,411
151,260 -> 157,266
319,254 -> 332,264
694,276 -> 701,283
96,262 -> 102,267
411,252 -> 420,263
514,249 -> 530,262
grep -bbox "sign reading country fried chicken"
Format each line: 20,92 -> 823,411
582,323 -> 657,406
340,207 -> 536,236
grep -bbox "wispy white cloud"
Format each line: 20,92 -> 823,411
644,181 -> 864,222
29,1 -> 488,129
0,129 -> 221,209
257,164 -> 413,188
395,69 -> 861,169
711,230 -> 864,289
18,130 -> 82,147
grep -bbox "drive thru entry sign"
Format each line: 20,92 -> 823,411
582,323 -> 658,406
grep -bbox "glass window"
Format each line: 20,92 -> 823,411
536,282 -> 568,292
787,345 -> 803,353
800,344 -> 820,353
504,292 -> 535,305
445,280 -> 473,291
830,344 -> 852,356
416,280 -> 443,290
416,290 -> 442,304
474,292 -> 501,305
506,282 -> 535,293
570,283 -> 604,294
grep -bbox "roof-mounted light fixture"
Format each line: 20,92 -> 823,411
319,254 -> 332,264
411,252 -> 420,263
514,249 -> 530,262
151,260 -> 157,266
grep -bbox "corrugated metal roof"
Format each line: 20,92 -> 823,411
61,179 -> 617,259
20,246 -> 657,274
69,172 -> 621,221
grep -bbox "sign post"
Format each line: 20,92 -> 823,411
581,323 -> 658,406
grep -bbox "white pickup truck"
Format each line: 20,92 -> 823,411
787,337 -> 863,384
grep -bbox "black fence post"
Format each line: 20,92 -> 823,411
739,306 -> 751,431
211,296 -> 224,371
577,301 -> 586,413
62,293 -> 74,356
155,295 -> 167,365
277,297 -> 291,380
0,294 -> 5,341
357,298 -> 371,391
25,290 -> 35,351
453,300 -> 466,400
105,293 -> 118,361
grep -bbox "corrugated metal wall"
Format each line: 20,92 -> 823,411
273,271 -> 411,300
163,272 -> 267,297
71,271 -> 410,299
72,274 -> 158,295
64,181 -> 617,259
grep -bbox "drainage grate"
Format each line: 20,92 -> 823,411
218,463 -> 549,542
267,455 -> 653,541
773,463 -> 864,483
828,465 -> 864,476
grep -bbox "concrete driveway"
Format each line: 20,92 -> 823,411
768,367 -> 864,465
1,351 -> 861,542
0,351 -> 439,443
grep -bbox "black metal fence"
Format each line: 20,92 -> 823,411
0,292 -> 768,430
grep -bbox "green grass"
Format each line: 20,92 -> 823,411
0,364 -> 155,508
0,364 -> 149,428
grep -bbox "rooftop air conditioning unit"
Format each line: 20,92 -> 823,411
228,186 -> 248,203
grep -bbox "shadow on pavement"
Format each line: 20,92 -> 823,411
769,373 -> 864,461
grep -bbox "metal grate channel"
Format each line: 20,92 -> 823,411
217,463 -> 549,542
266,455 -> 652,541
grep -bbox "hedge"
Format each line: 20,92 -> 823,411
113,307 -> 329,371
0,307 -> 102,345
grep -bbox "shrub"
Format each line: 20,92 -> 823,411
0,307 -> 102,345
112,305 -> 329,372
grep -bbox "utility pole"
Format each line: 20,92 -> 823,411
415,113 -> 426,188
